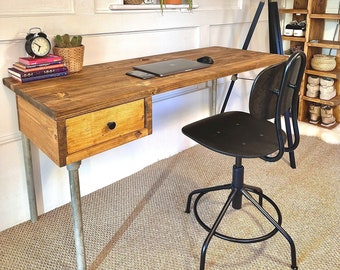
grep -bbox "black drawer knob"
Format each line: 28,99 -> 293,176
107,122 -> 116,130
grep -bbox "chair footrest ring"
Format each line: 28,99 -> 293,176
192,188 -> 283,244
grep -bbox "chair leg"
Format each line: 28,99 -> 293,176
243,184 -> 263,206
185,184 -> 232,213
242,189 -> 298,270
200,188 -> 238,270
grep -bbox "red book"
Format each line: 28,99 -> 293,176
19,54 -> 63,66
13,62 -> 65,72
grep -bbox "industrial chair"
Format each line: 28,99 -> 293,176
182,51 -> 306,270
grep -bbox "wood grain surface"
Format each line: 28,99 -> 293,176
3,47 -> 285,119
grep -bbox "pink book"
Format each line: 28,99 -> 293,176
19,54 -> 63,66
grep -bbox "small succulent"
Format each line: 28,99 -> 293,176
55,34 -> 82,48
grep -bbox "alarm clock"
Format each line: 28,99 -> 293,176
25,27 -> 51,58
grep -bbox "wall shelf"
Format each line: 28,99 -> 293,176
279,8 -> 308,14
281,36 -> 306,42
310,13 -> 340,19
305,67 -> 340,79
109,4 -> 198,11
302,95 -> 340,107
307,40 -> 340,50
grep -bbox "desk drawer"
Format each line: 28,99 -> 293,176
66,99 -> 148,154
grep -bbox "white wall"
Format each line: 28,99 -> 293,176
0,0 -> 270,231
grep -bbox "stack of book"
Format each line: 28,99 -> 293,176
8,54 -> 68,83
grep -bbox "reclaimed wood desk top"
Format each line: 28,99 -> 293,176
3,47 -> 286,166
3,46 -> 285,120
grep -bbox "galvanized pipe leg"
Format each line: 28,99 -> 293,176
21,133 -> 38,222
210,79 -> 218,115
67,161 -> 86,270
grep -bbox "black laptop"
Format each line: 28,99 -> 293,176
133,58 -> 211,77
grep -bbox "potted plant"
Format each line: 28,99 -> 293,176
160,0 -> 193,12
53,34 -> 84,73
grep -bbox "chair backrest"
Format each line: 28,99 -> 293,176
249,51 -> 306,120
248,51 -> 306,161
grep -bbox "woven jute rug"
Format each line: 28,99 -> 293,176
0,135 -> 339,269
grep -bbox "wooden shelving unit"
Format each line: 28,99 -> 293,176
279,0 -> 340,128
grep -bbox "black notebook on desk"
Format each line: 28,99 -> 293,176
133,58 -> 211,77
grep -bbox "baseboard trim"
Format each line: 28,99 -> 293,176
0,132 -> 21,145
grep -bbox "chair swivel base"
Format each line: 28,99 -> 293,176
185,165 -> 298,270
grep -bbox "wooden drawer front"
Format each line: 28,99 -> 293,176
66,99 -> 146,154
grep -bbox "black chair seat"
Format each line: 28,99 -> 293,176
182,111 -> 286,158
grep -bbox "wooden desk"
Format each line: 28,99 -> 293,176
3,46 -> 285,269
